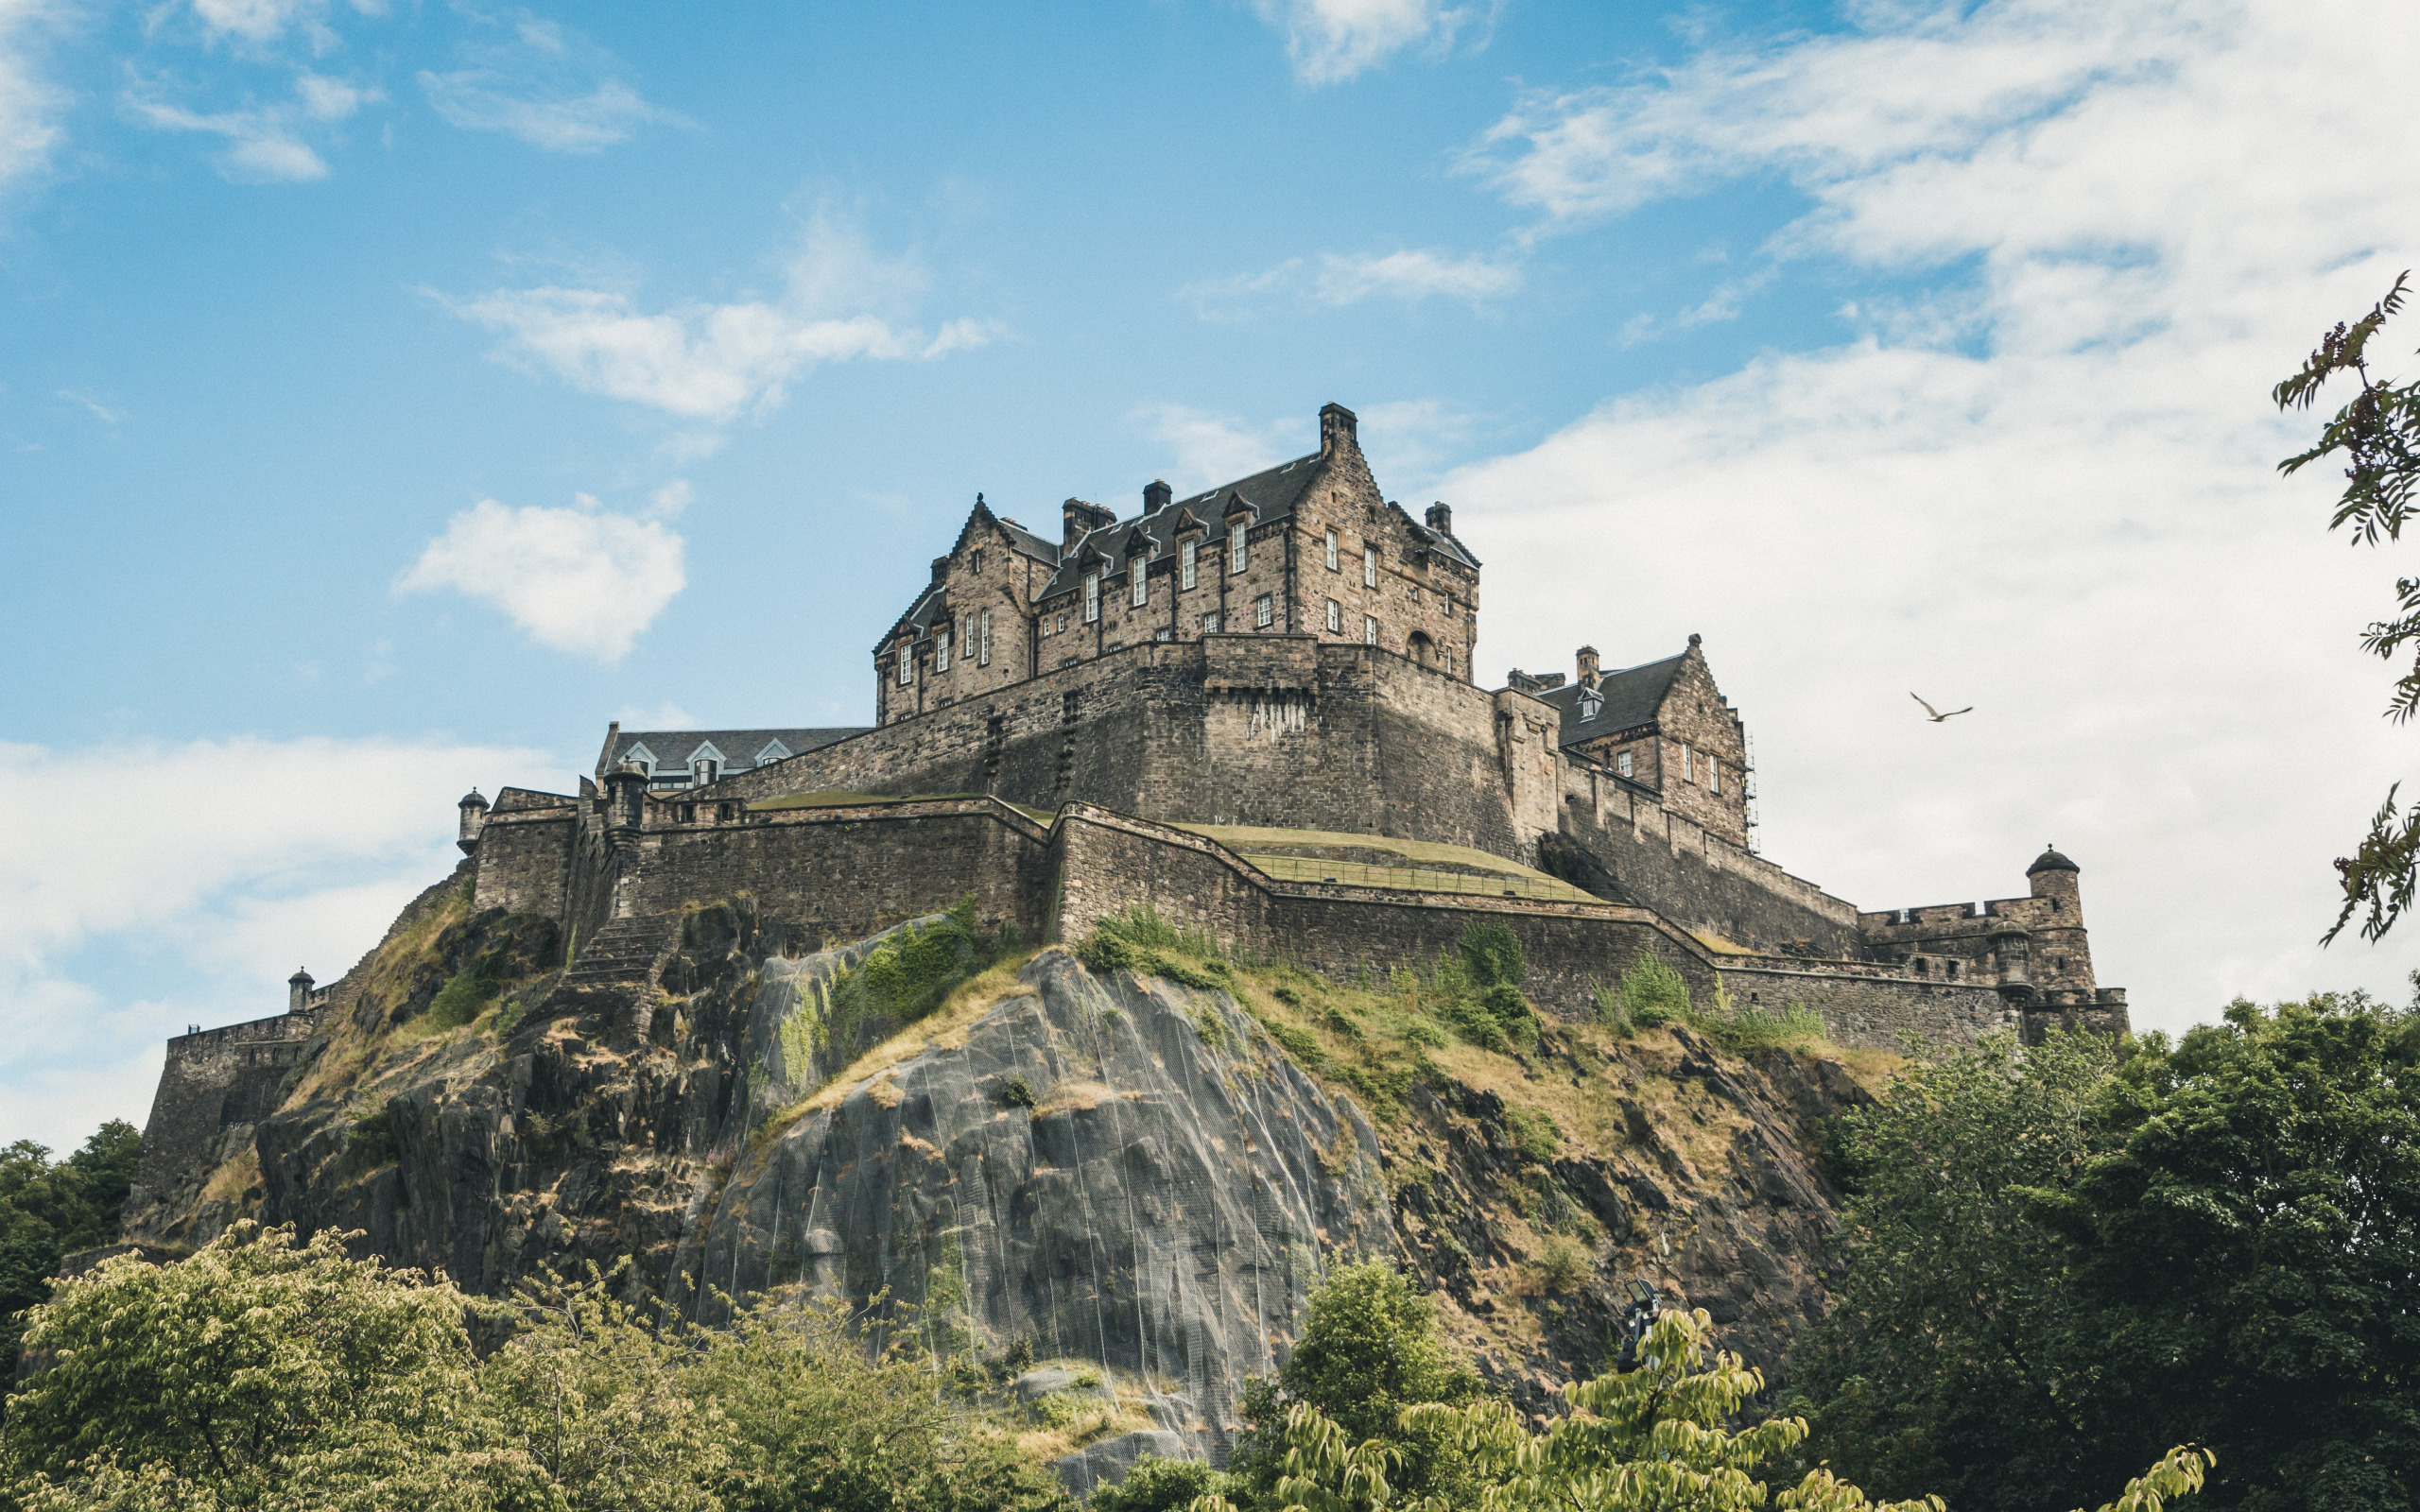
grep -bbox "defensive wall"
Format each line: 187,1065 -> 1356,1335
124,1007 -> 326,1245
687,632 -> 1857,957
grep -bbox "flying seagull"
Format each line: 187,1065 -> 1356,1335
1911,693 -> 1974,723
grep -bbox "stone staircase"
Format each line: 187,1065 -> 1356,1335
560,915 -> 680,1043
563,914 -> 677,987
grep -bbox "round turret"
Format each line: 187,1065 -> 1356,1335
457,787 -> 490,854
287,968 -> 316,1014
2027,844 -> 2079,875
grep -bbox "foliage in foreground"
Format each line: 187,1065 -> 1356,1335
1789,996 -> 2420,1512
1598,954 -> 1830,1055
1198,1304 -> 2212,1512
2274,271 -> 2420,941
0,1223 -> 1068,1512
0,1122 -> 140,1368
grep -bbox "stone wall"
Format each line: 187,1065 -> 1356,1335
616,798 -> 1054,947
1711,961 -> 2021,1046
471,797 -> 578,919
1556,762 -> 1858,955
124,1008 -> 325,1245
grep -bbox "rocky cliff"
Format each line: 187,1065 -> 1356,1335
125,874 -> 1884,1472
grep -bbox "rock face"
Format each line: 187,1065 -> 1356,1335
127,886 -> 1878,1481
676,951 -> 1395,1459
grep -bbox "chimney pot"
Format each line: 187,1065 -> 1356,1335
1425,501 -> 1452,533
1577,645 -> 1600,689
1143,479 -> 1172,511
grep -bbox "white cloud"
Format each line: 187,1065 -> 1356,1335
1254,0 -> 1487,84
1135,404 -> 1300,492
419,15 -> 686,152
126,69 -> 381,181
0,0 -> 69,190
190,0 -> 314,44
1439,0 -> 2420,1033
0,734 -> 555,1150
397,495 -> 686,662
56,388 -> 121,423
1184,247 -> 1518,316
1315,249 -> 1520,303
440,211 -> 1000,424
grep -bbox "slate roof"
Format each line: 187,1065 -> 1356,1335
1533,652 -> 1688,747
1035,451 -> 1330,601
609,728 -> 867,775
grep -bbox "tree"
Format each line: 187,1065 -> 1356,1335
1201,1306 -> 2215,1512
0,1222 -> 550,1511
1789,1002 -> 2420,1512
1782,1031 -> 2126,1506
2274,272 -> 2420,941
0,1121 -> 141,1366
1226,1259 -> 1481,1509
2029,994 -> 2420,1512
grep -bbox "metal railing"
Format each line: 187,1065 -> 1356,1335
1240,854 -> 1591,902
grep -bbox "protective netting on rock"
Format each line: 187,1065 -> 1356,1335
673,949 -> 1397,1463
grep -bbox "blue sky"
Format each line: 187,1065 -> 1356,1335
7,0 -> 2419,1148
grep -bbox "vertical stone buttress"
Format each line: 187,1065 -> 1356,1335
1493,686 -> 1563,863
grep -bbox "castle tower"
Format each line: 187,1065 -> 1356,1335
458,789 -> 490,854
287,968 -> 315,1015
604,762 -> 649,847
2025,845 -> 2096,999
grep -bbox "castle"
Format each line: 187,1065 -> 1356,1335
135,404 -> 2125,1213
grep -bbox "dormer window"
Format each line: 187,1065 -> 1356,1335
935,626 -> 952,672
1581,691 -> 1602,722
692,756 -> 720,786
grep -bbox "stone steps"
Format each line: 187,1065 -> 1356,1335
563,916 -> 675,987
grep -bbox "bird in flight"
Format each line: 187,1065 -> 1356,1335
1911,693 -> 1974,722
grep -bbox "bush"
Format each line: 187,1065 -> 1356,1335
1458,922 -> 1527,990
1087,1453 -> 1226,1512
424,949 -> 504,1031
1617,954 -> 1692,1027
1535,1234 -> 1592,1293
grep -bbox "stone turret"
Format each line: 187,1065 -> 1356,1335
458,789 -> 489,854
2025,844 -> 2095,997
287,968 -> 315,1015
604,761 -> 649,845
1576,645 -> 1600,690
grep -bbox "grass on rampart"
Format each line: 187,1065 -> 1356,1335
1170,823 -> 1599,903
747,790 -> 986,812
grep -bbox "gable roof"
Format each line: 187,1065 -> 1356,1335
1535,652 -> 1688,747
1035,451 -> 1329,600
607,727 -> 866,774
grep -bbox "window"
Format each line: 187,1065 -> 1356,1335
1229,521 -> 1247,574
1363,545 -> 1377,588
896,642 -> 914,685
1709,760 -> 1720,795
1181,538 -> 1197,590
1084,572 -> 1100,623
1131,564 -> 1148,607
1057,613 -> 1067,633
1444,647 -> 1454,675
971,549 -> 986,575
1202,611 -> 1221,634
1156,627 -> 1173,642
1616,751 -> 1634,778
1363,614 -> 1378,645
978,609 -> 992,666
1255,593 -> 1272,628
693,757 -> 720,786
1325,597 -> 1341,632
1581,691 -> 1601,722
1325,529 -> 1339,571
935,627 -> 951,672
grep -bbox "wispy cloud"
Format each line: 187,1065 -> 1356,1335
0,0 -> 70,190
438,209 -> 1001,425
1184,247 -> 1518,317
419,14 -> 686,152
125,66 -> 382,181
1134,404 -> 1301,492
55,388 -> 121,423
1253,0 -> 1491,85
397,493 -> 686,662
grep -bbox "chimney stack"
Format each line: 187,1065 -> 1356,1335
1577,646 -> 1600,689
1319,402 -> 1358,458
1063,497 -> 1115,549
1425,502 -> 1452,534
1143,479 -> 1172,512
931,556 -> 951,584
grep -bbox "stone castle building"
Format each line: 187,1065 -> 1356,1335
137,403 -> 2126,1217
